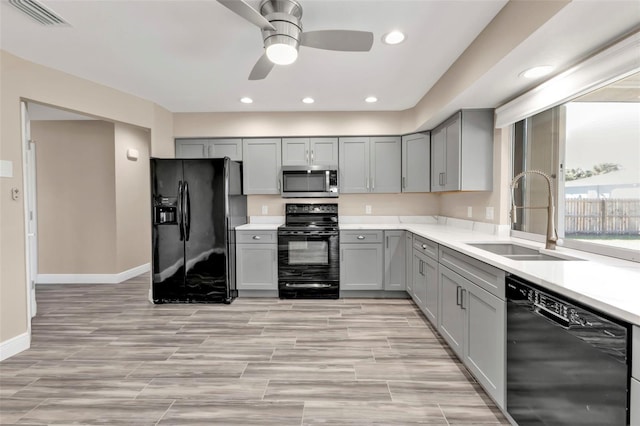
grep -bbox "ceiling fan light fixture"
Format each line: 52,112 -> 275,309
265,34 -> 299,65
240,97 -> 253,104
302,97 -> 315,104
365,96 -> 378,103
382,31 -> 405,45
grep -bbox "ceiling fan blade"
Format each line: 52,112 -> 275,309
249,53 -> 275,80
217,0 -> 276,31
300,30 -> 374,52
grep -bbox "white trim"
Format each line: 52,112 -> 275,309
0,332 -> 30,361
21,101 -> 34,329
496,31 -> 640,128
37,263 -> 150,284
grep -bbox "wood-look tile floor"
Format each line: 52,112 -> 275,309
1,274 -> 510,425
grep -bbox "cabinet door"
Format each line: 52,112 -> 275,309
370,136 -> 401,193
340,243 -> 383,290
438,266 -> 465,359
412,251 -> 428,309
242,138 -> 282,195
430,128 -> 446,192
405,233 -> 413,295
310,138 -> 338,165
282,138 -> 310,166
402,133 -> 430,192
384,231 -> 405,291
176,139 -> 209,158
339,137 -> 369,193
464,284 -> 505,407
210,139 -> 242,161
236,244 -> 277,290
423,255 -> 438,326
444,115 -> 461,191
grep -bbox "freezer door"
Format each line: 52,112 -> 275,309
182,159 -> 229,302
151,159 -> 185,302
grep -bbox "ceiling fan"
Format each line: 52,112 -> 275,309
217,0 -> 374,80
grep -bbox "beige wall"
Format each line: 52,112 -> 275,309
114,123 -> 151,272
0,50 -> 172,343
248,193 -> 441,217
32,121 -> 117,274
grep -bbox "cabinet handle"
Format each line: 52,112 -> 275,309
357,235 -> 365,240
277,179 -> 281,190
252,235 -> 261,240
456,286 -> 462,306
311,150 -> 314,163
341,250 -> 344,262
439,172 -> 444,186
366,177 -> 369,190
386,236 -> 389,248
306,149 -> 309,163
442,172 -> 446,186
371,178 -> 375,191
402,176 -> 406,189
460,288 -> 467,310
421,244 -> 427,250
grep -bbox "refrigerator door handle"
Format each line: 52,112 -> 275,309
184,181 -> 191,241
177,180 -> 184,241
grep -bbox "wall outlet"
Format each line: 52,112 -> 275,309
467,206 -> 473,218
486,206 -> 494,220
261,205 -> 268,215
365,205 -> 372,215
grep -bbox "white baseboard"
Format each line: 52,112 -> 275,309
0,331 -> 30,361
37,263 -> 150,284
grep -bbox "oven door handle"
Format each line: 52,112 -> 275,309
284,283 -> 332,288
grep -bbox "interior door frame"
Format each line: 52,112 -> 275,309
21,100 -> 37,321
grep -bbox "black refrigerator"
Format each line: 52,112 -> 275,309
151,158 -> 247,303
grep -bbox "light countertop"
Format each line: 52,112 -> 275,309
237,218 -> 640,325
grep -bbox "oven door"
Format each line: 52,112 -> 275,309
278,231 -> 339,283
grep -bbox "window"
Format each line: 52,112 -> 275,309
512,72 -> 640,261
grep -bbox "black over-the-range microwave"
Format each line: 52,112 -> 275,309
281,165 -> 339,198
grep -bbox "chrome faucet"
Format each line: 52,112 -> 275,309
510,170 -> 558,250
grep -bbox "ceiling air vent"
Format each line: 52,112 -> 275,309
8,0 -> 69,26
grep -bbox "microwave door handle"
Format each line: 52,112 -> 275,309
326,171 -> 330,190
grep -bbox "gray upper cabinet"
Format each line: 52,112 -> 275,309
401,133 -> 430,192
339,136 -> 401,193
209,139 -> 242,161
431,109 -> 494,192
175,138 -> 242,161
242,138 -> 282,195
282,137 -> 338,166
175,139 -> 208,158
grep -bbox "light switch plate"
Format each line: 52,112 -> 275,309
486,206 -> 494,220
261,205 -> 268,215
467,206 -> 473,218
365,205 -> 372,214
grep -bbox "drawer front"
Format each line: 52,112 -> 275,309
439,246 -> 505,299
340,230 -> 383,244
413,235 -> 438,260
236,230 -> 277,244
633,325 -> 639,379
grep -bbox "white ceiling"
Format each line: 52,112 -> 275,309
2,0 -> 639,121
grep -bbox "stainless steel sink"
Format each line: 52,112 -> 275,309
467,243 -> 581,261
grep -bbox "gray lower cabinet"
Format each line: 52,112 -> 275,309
632,325 -> 639,425
384,231 -> 405,291
438,262 -> 505,407
339,136 -> 401,193
340,231 -> 383,291
405,233 -> 413,295
632,377 -> 639,426
401,133 -> 430,192
412,250 -> 428,308
242,138 -> 282,195
236,231 -> 277,291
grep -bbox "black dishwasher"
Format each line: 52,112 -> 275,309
506,275 -> 630,425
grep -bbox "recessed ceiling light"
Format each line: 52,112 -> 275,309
240,97 -> 253,104
382,31 -> 406,45
365,96 -> 378,103
520,65 -> 554,79
302,97 -> 315,104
